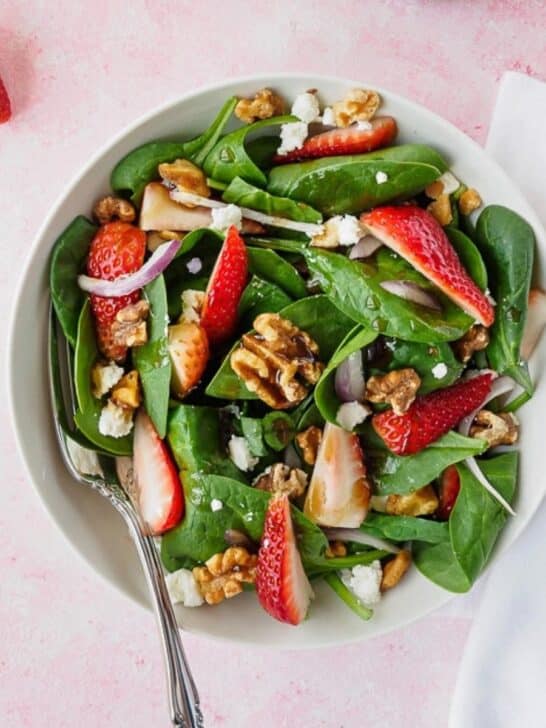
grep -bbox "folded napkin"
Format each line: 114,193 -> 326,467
449,71 -> 546,728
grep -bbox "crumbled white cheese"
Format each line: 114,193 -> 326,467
291,92 -> 321,123
186,257 -> 202,274
336,401 -> 371,431
210,204 -> 242,231
375,171 -> 389,185
210,498 -> 223,512
165,568 -> 204,607
92,360 -> 124,398
98,400 -> 134,438
437,171 -> 460,195
336,215 -> 365,246
356,120 -> 373,131
228,435 -> 259,472
66,438 -> 104,477
431,362 -> 448,379
321,106 -> 335,126
277,121 -> 308,155
180,289 -> 205,324
341,561 -> 383,608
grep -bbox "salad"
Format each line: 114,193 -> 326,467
49,85 -> 546,626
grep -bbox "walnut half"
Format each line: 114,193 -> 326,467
254,463 -> 308,500
386,485 -> 439,517
193,547 -> 257,605
366,368 -> 421,415
332,88 -> 381,127
381,550 -> 412,591
230,313 -> 324,409
453,324 -> 490,363
470,410 -> 519,448
158,158 -> 210,201
111,300 -> 150,348
295,425 -> 323,465
93,195 -> 136,225
234,88 -> 285,124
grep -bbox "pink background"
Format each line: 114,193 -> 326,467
1,2 -> 545,726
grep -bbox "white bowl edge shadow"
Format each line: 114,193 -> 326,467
8,73 -> 546,649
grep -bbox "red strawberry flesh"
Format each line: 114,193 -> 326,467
273,116 -> 397,163
437,465 -> 461,520
372,372 -> 494,455
0,76 -> 11,124
361,206 -> 495,327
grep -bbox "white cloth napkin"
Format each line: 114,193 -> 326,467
449,72 -> 546,728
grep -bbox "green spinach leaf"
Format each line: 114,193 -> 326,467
361,513 -> 449,544
238,276 -> 293,328
247,247 -> 307,298
445,227 -> 488,291
377,338 -> 464,394
223,176 -> 322,222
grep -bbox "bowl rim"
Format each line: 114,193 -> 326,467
8,72 -> 546,648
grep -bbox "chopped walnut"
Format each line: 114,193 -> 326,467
469,410 -> 519,448
254,463 -> 308,499
111,300 -> 150,348
453,324 -> 490,363
427,194 -> 453,226
332,88 -> 380,127
386,485 -> 439,517
366,368 -> 421,415
295,425 -> 323,465
381,550 -> 412,591
309,219 -> 339,248
325,541 -> 347,558
92,195 -> 136,225
158,158 -> 210,201
459,188 -> 482,215
234,88 -> 285,124
230,313 -> 324,409
192,547 -> 257,605
147,230 -> 182,252
425,180 -> 445,200
111,370 -> 141,410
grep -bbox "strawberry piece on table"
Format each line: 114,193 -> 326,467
273,116 -> 397,163
133,410 -> 184,535
86,221 -> 146,361
304,422 -> 370,528
168,321 -> 209,397
0,76 -> 11,124
256,494 -> 314,625
361,205 -> 495,326
437,465 -> 461,520
372,372 -> 494,455
200,225 -> 248,344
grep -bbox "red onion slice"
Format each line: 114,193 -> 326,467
349,235 -> 383,259
78,239 -> 181,297
323,527 -> 400,554
380,280 -> 442,311
334,351 -> 366,402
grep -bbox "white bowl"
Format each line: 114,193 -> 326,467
9,74 -> 546,648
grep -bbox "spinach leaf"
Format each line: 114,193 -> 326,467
378,338 -> 464,394
246,135 -> 280,169
445,227 -> 488,291
247,247 -> 307,298
110,97 -> 237,203
133,275 -> 171,438
367,430 -> 487,494
238,275 -> 293,328
267,144 -> 448,215
414,453 -> 518,592
49,216 -> 97,347
206,295 -> 356,400
324,572 -> 373,620
314,326 -> 377,425
73,301 -> 132,455
167,275 -> 208,321
361,513 -> 449,544
223,176 -> 322,223
304,247 -> 473,343
475,206 -> 535,393
203,115 -> 297,186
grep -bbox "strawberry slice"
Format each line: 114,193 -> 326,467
304,422 -> 370,528
133,410 -> 184,535
273,116 -> 397,163
168,321 -> 209,397
200,225 -> 248,344
373,372 -> 494,455
361,205 -> 495,326
437,465 -> 461,520
256,494 -> 314,625
0,76 -> 11,124
87,221 -> 146,361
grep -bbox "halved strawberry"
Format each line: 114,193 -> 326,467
256,494 -> 314,625
0,76 -> 11,124
168,321 -> 209,397
437,465 -> 461,520
362,206 -> 495,326
87,221 -> 146,361
273,116 -> 397,163
200,225 -> 248,344
304,422 -> 370,527
373,372 -> 494,455
133,410 -> 184,535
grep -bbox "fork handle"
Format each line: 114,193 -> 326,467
121,502 -> 204,727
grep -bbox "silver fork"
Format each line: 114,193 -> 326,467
48,308 -> 204,727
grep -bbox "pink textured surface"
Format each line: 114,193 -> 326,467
1,2 -> 545,726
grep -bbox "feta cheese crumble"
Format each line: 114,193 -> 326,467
277,121 -> 308,155
336,215 -> 365,246
186,257 -> 202,274
98,400 -> 134,438
321,106 -> 335,126
210,203 -> 242,231
336,401 -> 371,431
91,360 -> 124,398
375,171 -> 389,185
356,120 -> 373,131
228,435 -> 259,472
210,498 -> 223,512
291,92 -> 320,123
165,568 -> 204,607
180,289 -> 205,324
431,362 -> 448,379
341,561 -> 383,608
